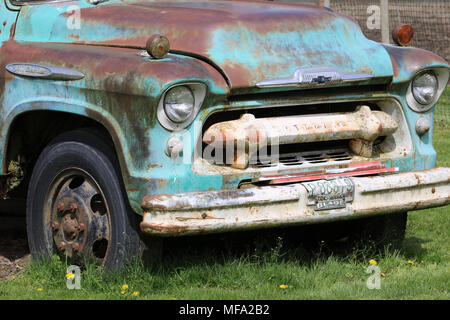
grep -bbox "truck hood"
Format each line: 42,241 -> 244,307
15,0 -> 394,89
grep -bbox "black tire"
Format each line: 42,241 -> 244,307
26,129 -> 144,271
349,212 -> 408,249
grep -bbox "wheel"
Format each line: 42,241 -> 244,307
350,212 -> 408,249
26,129 -> 143,271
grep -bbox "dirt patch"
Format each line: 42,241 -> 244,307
0,203 -> 30,281
0,230 -> 30,280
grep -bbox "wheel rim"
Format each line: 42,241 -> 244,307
43,168 -> 111,266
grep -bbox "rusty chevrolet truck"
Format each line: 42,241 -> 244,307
0,0 -> 449,270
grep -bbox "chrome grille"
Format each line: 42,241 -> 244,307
253,148 -> 352,169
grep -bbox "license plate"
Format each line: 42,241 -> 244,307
302,177 -> 354,211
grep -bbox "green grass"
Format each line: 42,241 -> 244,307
1,96 -> 449,300
435,87 -> 450,128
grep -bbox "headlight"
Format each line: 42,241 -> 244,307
406,67 -> 449,114
163,86 -> 195,123
157,83 -> 207,131
412,71 -> 438,106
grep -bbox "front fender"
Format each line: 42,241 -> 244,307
0,41 -> 229,211
382,44 -> 450,84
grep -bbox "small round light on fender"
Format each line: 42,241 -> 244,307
146,34 -> 170,59
415,117 -> 431,136
392,24 -> 414,46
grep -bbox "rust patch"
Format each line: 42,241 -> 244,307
142,188 -> 256,211
147,164 -> 163,170
9,22 -> 15,39
140,222 -> 188,235
69,34 -> 80,40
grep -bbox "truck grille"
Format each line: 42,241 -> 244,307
195,98 -> 410,176
254,147 -> 352,169
201,102 -> 383,168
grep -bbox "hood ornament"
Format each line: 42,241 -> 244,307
256,67 -> 373,88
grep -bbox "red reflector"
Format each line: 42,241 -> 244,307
392,24 -> 414,46
256,161 -> 398,185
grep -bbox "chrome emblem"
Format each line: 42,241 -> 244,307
256,66 -> 373,88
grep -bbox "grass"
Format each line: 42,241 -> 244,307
434,86 -> 450,129
1,91 -> 449,300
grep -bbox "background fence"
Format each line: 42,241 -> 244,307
278,0 -> 449,128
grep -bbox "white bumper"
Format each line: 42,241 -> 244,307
140,168 -> 450,236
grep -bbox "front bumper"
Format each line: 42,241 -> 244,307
140,168 -> 450,236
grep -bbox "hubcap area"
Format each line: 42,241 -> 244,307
46,169 -> 111,265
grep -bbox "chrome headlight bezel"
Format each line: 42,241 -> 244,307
163,86 -> 195,123
411,71 -> 438,105
406,68 -> 449,113
157,83 -> 207,131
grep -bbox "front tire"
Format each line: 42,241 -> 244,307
26,129 -> 143,271
350,212 -> 408,249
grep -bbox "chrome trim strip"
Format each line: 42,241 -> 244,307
6,63 -> 85,81
256,67 -> 373,88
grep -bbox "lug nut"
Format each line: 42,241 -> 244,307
56,202 -> 65,212
69,203 -> 78,213
51,221 -> 59,231
58,242 -> 66,250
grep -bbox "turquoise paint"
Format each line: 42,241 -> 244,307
382,44 -> 449,83
0,5 -> 17,43
208,19 -> 394,79
13,0 -> 394,88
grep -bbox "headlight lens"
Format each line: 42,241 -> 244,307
164,86 -> 195,123
412,72 -> 438,106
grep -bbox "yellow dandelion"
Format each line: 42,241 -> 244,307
420,260 -> 424,264
11,276 -> 16,280
369,259 -> 377,265
408,260 -> 414,265
122,284 -> 129,290
279,284 -> 288,289
121,290 -> 126,295
66,273 -> 75,280
37,288 -> 43,292
381,273 -> 386,277
132,291 -> 140,297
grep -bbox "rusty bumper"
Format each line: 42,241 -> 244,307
140,168 -> 450,236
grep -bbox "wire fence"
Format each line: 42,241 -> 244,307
278,0 -> 449,127
435,89 -> 449,129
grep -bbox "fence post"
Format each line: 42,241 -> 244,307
317,0 -> 330,8
380,0 -> 390,43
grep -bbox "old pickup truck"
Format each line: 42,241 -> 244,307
0,0 -> 449,270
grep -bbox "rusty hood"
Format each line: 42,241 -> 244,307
14,0 -> 394,89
